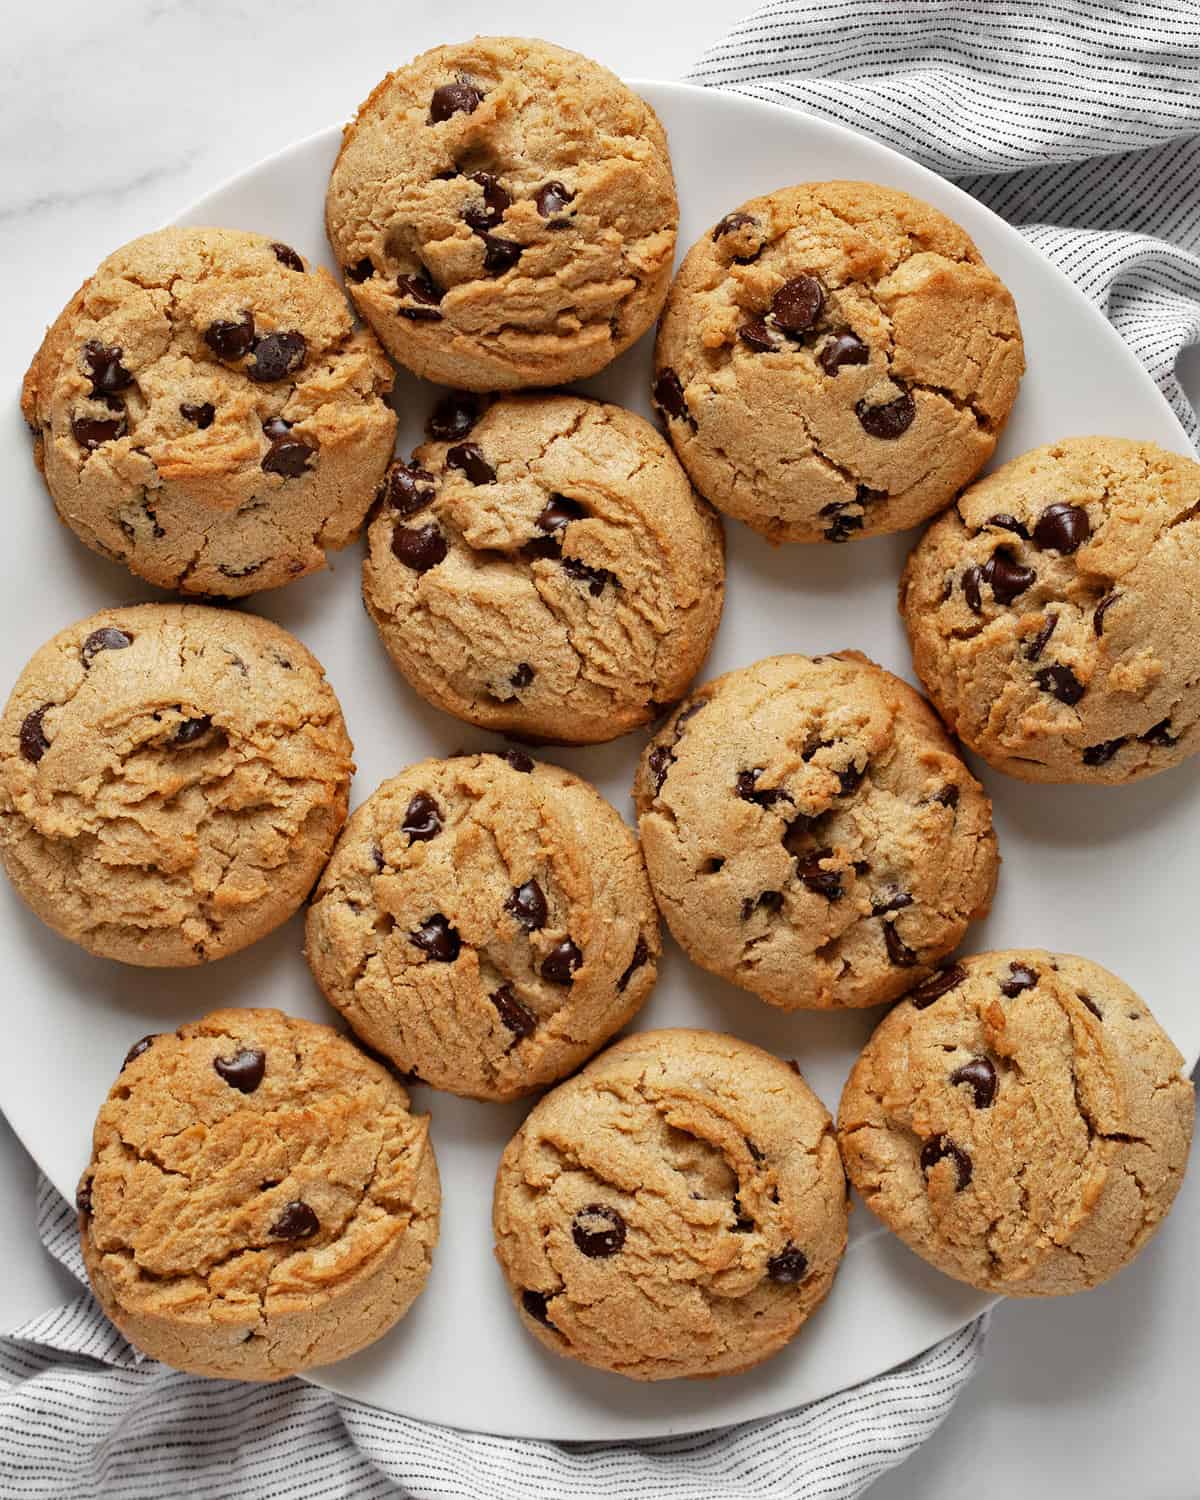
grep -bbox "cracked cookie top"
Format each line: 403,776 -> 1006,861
633,653 -> 998,1011
0,604 -> 353,966
838,950 -> 1194,1295
21,226 -> 397,596
901,437 -> 1200,784
78,1008 -> 440,1380
653,181 -> 1024,544
362,392 -> 725,744
325,37 -> 679,391
492,1028 -> 847,1381
304,753 -> 659,1101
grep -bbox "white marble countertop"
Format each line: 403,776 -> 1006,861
2,3 -> 1198,1496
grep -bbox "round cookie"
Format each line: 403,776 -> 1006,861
0,604 -> 353,966
77,1008 -> 439,1380
838,951 -> 1194,1295
22,226 -> 397,596
305,752 -> 659,1101
633,652 -> 998,1011
363,393 -> 725,743
901,437 -> 1200,784
654,181 -> 1024,543
493,1028 -> 847,1381
325,37 -> 678,390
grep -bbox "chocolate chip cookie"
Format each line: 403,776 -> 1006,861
362,393 -> 725,743
78,1008 -> 439,1380
493,1028 -> 847,1380
901,437 -> 1200,783
0,605 -> 353,965
633,653 -> 998,1010
838,951 -> 1194,1295
22,226 -> 396,596
325,37 -> 678,390
305,752 -> 659,1101
654,181 -> 1024,543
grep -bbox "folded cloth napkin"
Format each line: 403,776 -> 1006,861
3,4 -> 1198,1497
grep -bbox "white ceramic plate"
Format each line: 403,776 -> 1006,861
1,81 -> 1195,1440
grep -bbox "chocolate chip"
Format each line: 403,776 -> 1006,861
272,242 -> 305,272
910,962 -> 967,1008
617,936 -> 649,993
122,1034 -> 159,1069
216,561 -> 263,580
205,311 -> 255,361
397,271 -> 442,307
346,258 -> 375,283
447,442 -> 496,484
771,275 -> 824,333
653,369 -> 690,425
572,1204 -> 626,1258
822,504 -> 865,543
271,1201 -> 319,1240
837,762 -> 865,796
247,331 -> 306,383
380,461 -> 437,515
962,565 -> 983,614
403,791 -> 442,842
648,746 -> 672,793
981,548 -> 1036,606
796,848 -> 843,901
492,985 -> 537,1041
411,915 -> 461,962
173,715 -> 212,747
920,1135 -> 972,1190
1093,591 -> 1119,636
1083,737 -> 1127,766
1035,663 -> 1084,705
510,663 -> 535,691
180,401 -> 215,429
429,76 -> 483,122
883,921 -> 918,966
767,1246 -> 809,1284
262,435 -> 315,477
399,305 -> 443,322
986,513 -> 1030,539
934,785 -> 960,808
818,332 -> 869,374
738,319 -> 778,352
782,811 -> 818,854
1000,961 -> 1039,997
522,1289 -> 554,1325
712,211 -> 756,241
505,879 -> 547,931
462,173 -> 511,234
535,180 -> 574,218
856,389 -> 915,439
872,889 -> 913,915
72,411 -> 125,450
1025,614 -> 1058,662
536,495 -> 587,537
562,556 -> 618,596
482,235 -> 522,275
392,522 -> 448,573
81,627 -> 132,666
950,1056 -> 996,1109
428,392 -> 479,442
1079,993 -> 1103,1020
502,748 -> 534,772
1140,718 -> 1177,747
540,939 -> 582,985
75,1180 -> 93,1216
213,1048 -> 266,1093
735,768 -> 790,808
82,341 -> 133,395
1033,503 -> 1090,554
732,1199 -> 754,1232
741,888 -> 785,920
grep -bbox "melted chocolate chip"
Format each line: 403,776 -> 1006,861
272,242 -> 305,272
771,275 -> 824,333
213,1048 -> 266,1094
248,331 -> 306,383
1082,737 -> 1127,766
411,915 -> 461,962
180,401 -> 215,429
883,922 -> 918,966
934,785 -> 960,808
986,513 -> 1029,539
822,504 -> 865,543
447,442 -> 496,484
735,767 -> 791,808
910,963 -> 967,1008
962,565 -> 984,614
1033,503 -> 1090,554
767,1246 -> 809,1284
506,879 -> 547,931
1079,993 -> 1103,1020
536,495 -> 587,539
1140,718 -> 1177,747
392,522 -> 448,573
648,746 -> 672,793
81,627 -> 132,666
346,258 -> 374,282
262,435 -> 315,477
82,341 -> 133,395
837,762 -> 865,796
492,985 -> 537,1041
72,410 -> 126,450
738,318 -> 778,352
981,548 -> 1036,605
572,1204 -> 626,1258
871,888 -> 913,915
482,235 -> 522,275
1000,961 -> 1039,997
172,715 -> 213,747
522,1289 -> 554,1325
398,305 -> 444,322
540,939 -> 582,985
920,1135 -> 972,1190
403,791 -> 442,842
428,392 -> 479,442
857,389 -> 915,439
653,368 -> 690,424
562,557 -> 618,596
122,1034 -> 159,1070
502,748 -> 534,772
796,848 -> 843,901
429,76 -> 483,122
535,180 -> 575,218
617,936 -> 650,993
397,271 -> 443,307
463,173 -> 511,233
818,332 -> 869,375
76,1180 -> 93,1216
712,211 -> 756,241
270,1201 -> 319,1240
950,1056 -> 997,1109
1093,591 -> 1119,636
1035,663 -> 1085,705
380,460 -> 437,515
205,311 -> 255,361
1025,614 -> 1058,662
510,663 -> 534,690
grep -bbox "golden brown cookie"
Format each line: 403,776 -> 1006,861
633,653 -> 998,1011
654,181 -> 1024,543
77,1008 -> 439,1380
0,605 -> 353,965
305,752 -> 659,1100
493,1028 -> 847,1381
22,226 -> 396,596
838,951 -> 1194,1295
325,37 -> 678,390
362,393 -> 725,743
900,437 -> 1200,784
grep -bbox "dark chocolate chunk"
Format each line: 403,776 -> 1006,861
920,1135 -> 972,1190
883,921 -> 918,966
771,275 -> 824,333
272,242 -> 305,272
247,331 -> 306,383
1025,614 -> 1058,662
571,1204 -> 626,1258
491,985 -> 537,1041
856,389 -> 915,438
1035,663 -> 1085,705
818,331 -> 869,374
204,311 -> 255,361
910,963 -> 967,1009
270,1201 -> 319,1240
540,939 -> 582,985
392,522 -> 448,572
213,1048 -> 266,1094
505,879 -> 547,931
410,914 -> 461,962
380,461 -> 437,515
446,441 -> 496,484
1082,737 -> 1127,766
767,1246 -> 809,1284
427,392 -> 479,442
617,936 -> 650,993
1033,503 -> 1090,554
81,627 -> 132,666
950,1056 -> 997,1109
180,401 -> 215,429
429,76 -> 483,122
402,791 -> 442,842
1000,961 -> 1039,997
535,180 -> 574,218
